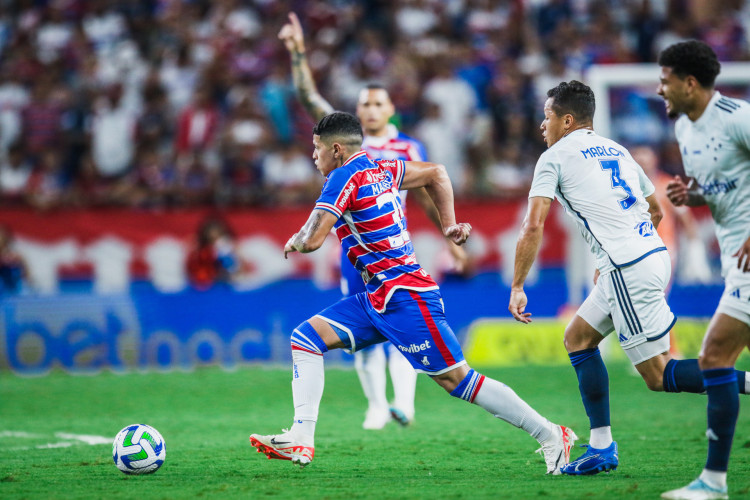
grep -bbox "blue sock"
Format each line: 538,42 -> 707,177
569,348 -> 610,428
703,368 -> 739,472
663,359 -> 748,394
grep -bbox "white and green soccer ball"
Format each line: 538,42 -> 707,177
112,424 -> 166,475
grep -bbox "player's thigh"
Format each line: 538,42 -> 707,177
601,251 -> 675,352
376,289 -> 466,376
703,267 -> 750,367
314,294 -> 387,352
567,283 -> 612,352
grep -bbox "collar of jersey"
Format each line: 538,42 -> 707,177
342,150 -> 369,167
692,91 -> 722,129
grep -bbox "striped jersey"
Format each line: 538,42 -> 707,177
529,129 -> 665,274
339,124 -> 428,297
361,124 -> 428,164
316,150 -> 438,311
674,92 -> 750,278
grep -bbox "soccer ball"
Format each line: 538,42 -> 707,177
112,424 -> 166,475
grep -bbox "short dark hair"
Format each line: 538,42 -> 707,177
364,83 -> 388,92
312,111 -> 363,147
658,40 -> 720,88
546,80 -> 595,123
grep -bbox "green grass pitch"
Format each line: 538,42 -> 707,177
2,362 -> 750,499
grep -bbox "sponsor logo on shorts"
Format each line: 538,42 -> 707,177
398,340 -> 431,354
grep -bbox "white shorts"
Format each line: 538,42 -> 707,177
577,250 -> 676,365
716,266 -> 750,327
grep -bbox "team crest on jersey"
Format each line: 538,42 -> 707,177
635,221 -> 654,237
366,171 -> 387,183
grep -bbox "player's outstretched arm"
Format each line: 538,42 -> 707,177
509,196 -> 552,323
410,187 -> 471,274
665,175 -> 706,207
278,12 -> 334,122
284,208 -> 338,258
401,161 -> 471,245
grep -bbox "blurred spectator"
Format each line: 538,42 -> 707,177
0,224 -> 27,294
26,147 -> 68,210
186,215 -> 239,290
261,141 -> 320,205
137,75 -> 172,154
0,142 -> 33,204
88,82 -> 137,189
159,44 -> 200,116
21,78 -> 64,157
126,148 -> 177,208
0,66 -> 30,153
175,83 -> 221,173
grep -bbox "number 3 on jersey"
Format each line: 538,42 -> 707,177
599,159 -> 637,210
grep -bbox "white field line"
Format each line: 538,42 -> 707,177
1,430 -> 111,450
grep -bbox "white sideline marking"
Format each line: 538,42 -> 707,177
1,430 -> 111,450
55,433 -> 111,445
0,431 -> 42,438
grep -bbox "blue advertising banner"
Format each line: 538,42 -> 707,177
0,272 -> 722,375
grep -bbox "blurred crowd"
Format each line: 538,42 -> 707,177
0,0 -> 748,210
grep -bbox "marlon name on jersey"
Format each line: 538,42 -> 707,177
580,145 -> 625,159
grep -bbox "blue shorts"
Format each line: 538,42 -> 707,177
315,288 -> 466,375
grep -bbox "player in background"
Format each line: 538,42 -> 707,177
508,81 -> 750,477
631,145 -> 711,359
278,12 -> 469,430
658,41 -> 750,500
249,111 -> 576,473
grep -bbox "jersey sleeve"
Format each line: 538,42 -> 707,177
378,159 -> 406,190
314,168 -> 357,218
726,104 -> 750,152
636,164 -> 655,197
528,152 -> 559,199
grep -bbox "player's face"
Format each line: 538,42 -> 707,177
312,134 -> 337,176
356,89 -> 395,135
657,66 -> 689,119
540,98 -> 567,147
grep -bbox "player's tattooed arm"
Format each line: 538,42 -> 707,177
292,53 -> 334,122
279,12 -> 334,122
284,209 -> 338,258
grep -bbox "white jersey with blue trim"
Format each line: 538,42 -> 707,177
529,128 -> 665,274
674,91 -> 750,278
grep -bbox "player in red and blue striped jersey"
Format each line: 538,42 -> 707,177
249,111 -> 576,473
279,12 -> 469,430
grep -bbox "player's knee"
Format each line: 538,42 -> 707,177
564,324 -> 599,353
290,320 -> 329,355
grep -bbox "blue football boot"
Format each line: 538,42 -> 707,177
560,441 -> 618,475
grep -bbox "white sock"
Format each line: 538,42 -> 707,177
290,349 -> 324,443
354,346 -> 388,415
589,426 -> 612,449
744,372 -> 750,393
699,469 -> 727,489
473,377 -> 556,443
387,344 -> 417,419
